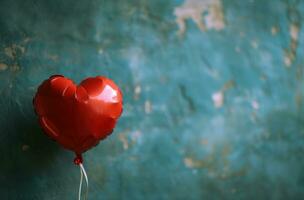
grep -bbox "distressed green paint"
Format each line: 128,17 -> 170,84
0,0 -> 304,199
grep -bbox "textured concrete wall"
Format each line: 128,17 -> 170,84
0,0 -> 304,199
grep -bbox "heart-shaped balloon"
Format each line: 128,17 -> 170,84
33,75 -> 123,155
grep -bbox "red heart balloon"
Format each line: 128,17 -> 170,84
33,75 -> 123,155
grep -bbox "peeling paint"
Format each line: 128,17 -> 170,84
284,54 -> 292,67
271,26 -> 278,35
4,44 -> 26,59
212,80 -> 235,108
97,48 -> 104,55
18,45 -> 25,54
284,23 -> 299,67
184,157 -> 203,168
290,24 -> 299,41
144,100 -> 152,114
0,63 -> 8,71
118,133 -> 129,150
251,100 -> 259,110
134,85 -> 141,100
174,0 -> 225,35
4,47 -> 14,59
212,91 -> 224,108
11,63 -> 20,72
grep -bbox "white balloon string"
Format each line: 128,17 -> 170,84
78,165 -> 83,200
78,163 -> 89,200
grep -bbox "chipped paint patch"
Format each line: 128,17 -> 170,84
284,23 -> 299,67
174,0 -> 225,35
0,63 -> 8,71
4,44 -> 26,59
284,54 -> 292,67
118,133 -> 129,150
18,46 -> 25,54
271,26 -> 278,35
4,47 -> 14,58
11,63 -> 20,72
97,48 -> 104,55
212,91 -> 224,108
144,100 -> 152,114
251,100 -> 259,110
290,24 -> 299,41
134,85 -> 141,100
184,157 -> 203,168
212,80 -> 235,108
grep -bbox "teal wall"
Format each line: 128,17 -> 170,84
1,0 -> 304,199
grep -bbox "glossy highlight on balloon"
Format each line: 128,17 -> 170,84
33,75 -> 123,155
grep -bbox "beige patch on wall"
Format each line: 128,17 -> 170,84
212,80 -> 235,108
284,23 -> 299,67
4,44 -> 25,59
144,100 -> 152,114
184,157 -> 203,168
0,63 -> 8,71
212,91 -> 224,108
134,85 -> 141,100
118,133 -> 129,150
271,26 -> 279,35
174,0 -> 225,35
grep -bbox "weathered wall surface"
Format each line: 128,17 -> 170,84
0,0 -> 304,199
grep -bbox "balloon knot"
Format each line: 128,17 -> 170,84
74,154 -> 83,165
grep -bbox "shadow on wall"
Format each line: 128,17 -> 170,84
0,90 -> 61,197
